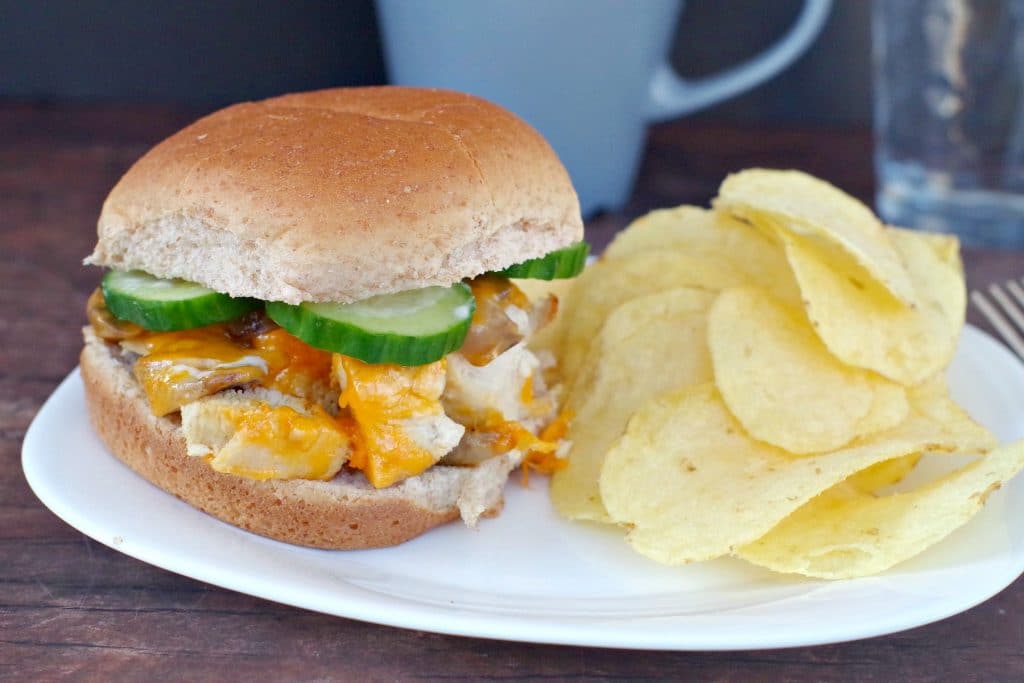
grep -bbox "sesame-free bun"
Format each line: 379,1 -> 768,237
86,87 -> 583,304
80,328 -> 519,549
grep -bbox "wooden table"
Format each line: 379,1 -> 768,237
3,103 -> 1023,680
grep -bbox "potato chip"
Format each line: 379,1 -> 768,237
708,287 -> 907,454
603,206 -> 712,258
905,374 -> 997,451
543,171 -> 1019,580
550,288 -> 715,522
736,440 -> 1024,578
559,209 -> 803,386
903,228 -> 961,267
562,285 -> 714,413
851,372 -> 981,496
603,207 -> 799,300
598,383 -> 981,565
716,169 -> 916,305
854,379 -> 910,438
558,251 -> 752,384
778,231 -> 957,386
846,453 -> 922,493
888,226 -> 966,337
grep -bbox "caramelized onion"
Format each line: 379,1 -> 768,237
226,309 -> 279,344
460,275 -> 543,367
529,293 -> 558,333
86,288 -> 144,340
441,430 -> 501,466
134,354 -> 268,416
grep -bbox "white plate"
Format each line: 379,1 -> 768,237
22,325 -> 1024,650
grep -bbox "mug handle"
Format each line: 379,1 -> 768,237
645,0 -> 832,122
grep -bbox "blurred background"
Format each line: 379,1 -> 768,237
0,0 -> 866,125
5,0 -> 1021,247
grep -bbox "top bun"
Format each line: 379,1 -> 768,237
86,87 -> 583,304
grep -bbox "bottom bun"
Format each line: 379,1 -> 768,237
80,328 -> 518,549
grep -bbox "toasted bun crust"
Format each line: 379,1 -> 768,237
86,87 -> 583,304
80,329 -> 517,549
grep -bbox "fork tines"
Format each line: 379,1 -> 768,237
971,278 -> 1024,358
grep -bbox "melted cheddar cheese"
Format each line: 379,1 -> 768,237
472,409 -> 568,484
520,373 -> 534,406
182,394 -> 348,481
132,327 -> 269,416
130,325 -> 332,416
335,355 -> 463,489
469,274 -> 530,311
519,411 -> 571,484
252,328 -> 333,397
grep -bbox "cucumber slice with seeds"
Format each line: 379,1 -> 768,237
498,241 -> 589,279
266,283 -> 475,366
102,270 -> 259,331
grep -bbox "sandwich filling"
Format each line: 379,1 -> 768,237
86,274 -> 571,493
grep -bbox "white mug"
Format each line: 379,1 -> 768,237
376,0 -> 832,215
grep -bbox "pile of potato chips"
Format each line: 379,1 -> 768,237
539,169 -> 1024,580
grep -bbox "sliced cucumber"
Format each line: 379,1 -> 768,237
102,270 -> 259,331
498,241 -> 589,279
266,283 -> 475,366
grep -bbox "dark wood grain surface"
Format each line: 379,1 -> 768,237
3,102 -> 1024,681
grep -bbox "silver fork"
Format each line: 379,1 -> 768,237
971,278 -> 1024,358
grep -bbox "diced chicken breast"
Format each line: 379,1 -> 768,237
444,342 -> 540,425
401,413 -> 466,461
181,388 -> 349,481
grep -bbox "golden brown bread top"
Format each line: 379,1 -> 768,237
87,87 -> 583,304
